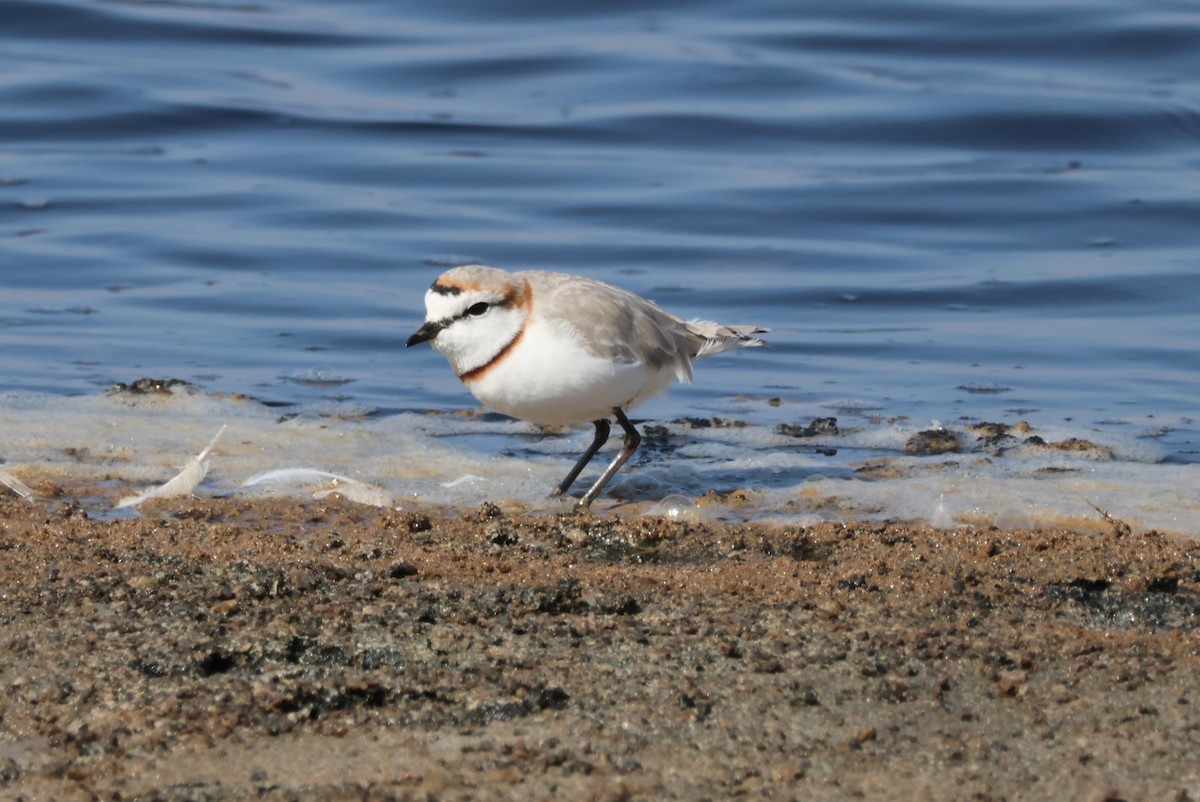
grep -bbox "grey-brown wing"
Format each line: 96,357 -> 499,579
525,272 -> 701,381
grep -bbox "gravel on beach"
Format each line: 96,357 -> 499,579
1,495 -> 1197,800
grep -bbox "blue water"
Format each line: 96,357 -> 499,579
2,0 -> 1198,464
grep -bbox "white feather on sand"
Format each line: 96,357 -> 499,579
115,425 -> 226,509
0,468 -> 37,501
237,467 -> 394,508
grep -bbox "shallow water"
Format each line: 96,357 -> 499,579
1,1 -> 1197,529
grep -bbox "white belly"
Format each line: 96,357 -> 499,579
463,318 -> 674,426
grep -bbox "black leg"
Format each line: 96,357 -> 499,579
551,418 -> 610,498
577,408 -> 641,510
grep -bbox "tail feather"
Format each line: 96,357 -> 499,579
688,320 -> 768,359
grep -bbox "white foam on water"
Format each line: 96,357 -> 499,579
0,388 -> 1195,537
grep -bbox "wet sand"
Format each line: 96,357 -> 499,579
0,495 -> 1197,800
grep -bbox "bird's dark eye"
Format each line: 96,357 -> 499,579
467,302 -> 490,317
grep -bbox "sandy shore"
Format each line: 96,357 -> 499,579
0,495 -> 1197,800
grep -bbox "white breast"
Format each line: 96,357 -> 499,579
464,317 -> 675,426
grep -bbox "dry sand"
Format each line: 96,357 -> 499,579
0,494 -> 1197,801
